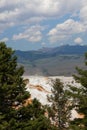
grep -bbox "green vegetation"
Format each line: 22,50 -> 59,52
68,53 -> 87,130
0,42 -> 56,130
47,79 -> 71,130
0,42 -> 87,130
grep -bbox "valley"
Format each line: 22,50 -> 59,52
16,45 -> 87,76
19,55 -> 85,76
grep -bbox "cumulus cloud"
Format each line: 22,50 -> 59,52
13,25 -> 44,42
0,0 -> 81,18
48,19 -> 86,43
0,0 -> 85,32
0,0 -> 87,47
79,0 -> 87,25
41,42 -> 46,46
0,37 -> 9,42
74,37 -> 83,44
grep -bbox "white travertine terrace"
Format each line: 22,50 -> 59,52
23,76 -> 82,120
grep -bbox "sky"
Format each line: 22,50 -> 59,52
0,0 -> 87,50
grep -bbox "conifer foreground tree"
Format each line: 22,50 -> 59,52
69,53 -> 87,130
47,79 -> 71,130
0,42 -> 30,129
0,42 -> 56,130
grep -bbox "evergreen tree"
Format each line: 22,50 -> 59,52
0,42 -> 56,130
69,53 -> 87,130
0,42 -> 30,129
47,79 -> 71,130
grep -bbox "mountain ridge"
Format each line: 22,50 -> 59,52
15,45 -> 87,76
15,45 -> 87,62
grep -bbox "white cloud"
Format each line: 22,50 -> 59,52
0,0 -> 84,32
80,7 -> 87,25
41,42 -> 46,46
0,37 -> 9,42
48,19 -> 86,43
0,0 -> 87,47
74,37 -> 83,44
13,25 -> 44,42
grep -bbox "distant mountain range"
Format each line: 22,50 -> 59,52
15,45 -> 87,76
15,45 -> 87,62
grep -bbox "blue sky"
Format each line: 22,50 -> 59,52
0,0 -> 87,50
